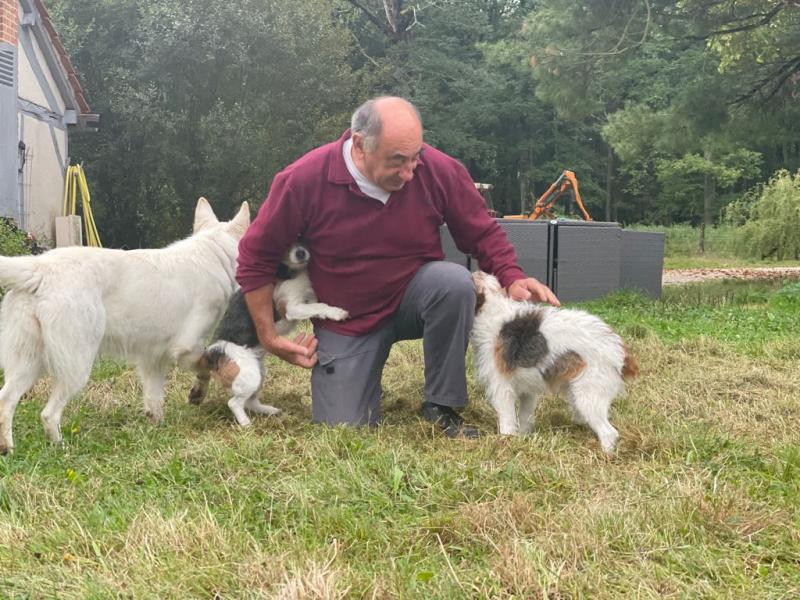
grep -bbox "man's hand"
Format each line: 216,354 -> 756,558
507,277 -> 561,307
263,331 -> 318,368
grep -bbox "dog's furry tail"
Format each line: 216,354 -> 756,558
622,347 -> 639,381
0,256 -> 43,294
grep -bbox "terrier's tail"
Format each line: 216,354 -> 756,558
622,347 -> 640,381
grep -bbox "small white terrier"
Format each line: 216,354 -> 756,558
188,242 -> 348,426
0,198 -> 249,452
471,271 -> 638,452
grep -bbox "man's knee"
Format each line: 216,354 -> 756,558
423,262 -> 475,308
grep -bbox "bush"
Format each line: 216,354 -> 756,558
769,281 -> 800,310
0,218 -> 38,256
725,170 -> 800,260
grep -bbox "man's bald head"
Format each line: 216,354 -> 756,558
351,96 -> 422,151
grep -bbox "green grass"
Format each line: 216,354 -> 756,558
1,280 -> 799,598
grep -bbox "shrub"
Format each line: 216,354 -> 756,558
725,170 -> 800,260
769,281 -> 800,310
0,217 -> 38,257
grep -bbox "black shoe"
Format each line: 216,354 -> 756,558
419,402 -> 482,439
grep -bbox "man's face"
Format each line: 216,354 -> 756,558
352,126 -> 423,193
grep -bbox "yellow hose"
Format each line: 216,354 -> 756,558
63,164 -> 102,247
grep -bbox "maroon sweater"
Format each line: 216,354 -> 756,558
237,130 -> 525,336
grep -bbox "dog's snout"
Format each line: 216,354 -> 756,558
295,248 -> 308,261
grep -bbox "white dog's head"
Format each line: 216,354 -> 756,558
472,270 -> 504,313
192,197 -> 250,240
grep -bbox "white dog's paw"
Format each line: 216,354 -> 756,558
244,397 -> 281,417
323,307 -> 349,321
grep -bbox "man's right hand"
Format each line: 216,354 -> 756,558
263,331 -> 318,368
245,285 -> 319,369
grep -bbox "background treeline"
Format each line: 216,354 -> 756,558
51,0 -> 800,250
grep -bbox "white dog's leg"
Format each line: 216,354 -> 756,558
243,361 -> 280,417
244,394 -> 281,417
0,370 -> 41,453
517,392 -> 539,435
228,393 -> 251,427
41,377 -> 89,444
570,387 -> 619,453
489,382 -> 519,436
227,352 -> 263,427
137,362 -> 168,424
284,303 -> 348,322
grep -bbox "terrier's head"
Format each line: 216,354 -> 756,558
472,271 -> 504,314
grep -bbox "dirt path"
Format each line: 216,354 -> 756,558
663,267 -> 800,285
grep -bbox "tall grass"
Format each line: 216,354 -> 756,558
1,279 -> 799,598
630,224 -> 800,268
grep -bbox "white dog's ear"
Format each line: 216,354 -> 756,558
193,197 -> 219,232
228,201 -> 250,237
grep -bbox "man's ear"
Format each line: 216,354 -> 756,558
351,132 -> 366,154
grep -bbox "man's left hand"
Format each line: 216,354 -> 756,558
507,277 -> 560,306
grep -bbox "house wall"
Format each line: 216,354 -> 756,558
16,0 -> 69,243
0,1 -> 19,225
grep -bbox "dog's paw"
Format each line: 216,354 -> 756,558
188,382 -> 207,405
324,307 -> 349,321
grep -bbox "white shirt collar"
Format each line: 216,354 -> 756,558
343,138 -> 391,204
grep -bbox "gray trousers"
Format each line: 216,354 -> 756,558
311,261 -> 475,426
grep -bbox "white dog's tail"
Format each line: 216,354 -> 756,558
0,256 -> 42,294
0,256 -> 44,294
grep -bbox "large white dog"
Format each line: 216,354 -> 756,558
0,198 -> 249,452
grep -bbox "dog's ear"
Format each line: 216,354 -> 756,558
472,271 -> 487,313
228,201 -> 250,237
193,197 -> 219,232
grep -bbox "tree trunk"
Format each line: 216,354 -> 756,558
605,143 -> 613,222
701,149 -> 715,254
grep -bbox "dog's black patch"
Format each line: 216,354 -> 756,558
276,262 -> 301,281
214,291 -> 261,348
204,345 -> 228,371
498,310 -> 548,370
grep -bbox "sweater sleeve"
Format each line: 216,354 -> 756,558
441,160 -> 526,288
236,170 -> 308,293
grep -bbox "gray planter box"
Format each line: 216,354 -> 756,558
477,219 -> 551,285
619,230 -> 665,298
444,219 -> 664,302
551,220 -> 622,302
439,224 -> 469,269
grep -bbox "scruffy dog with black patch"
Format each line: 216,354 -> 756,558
471,271 -> 638,453
188,242 -> 348,426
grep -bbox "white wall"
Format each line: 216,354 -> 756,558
18,113 -> 66,243
15,1 -> 70,243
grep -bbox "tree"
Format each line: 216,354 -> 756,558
53,0 -> 357,247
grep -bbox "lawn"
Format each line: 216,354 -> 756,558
1,279 -> 799,598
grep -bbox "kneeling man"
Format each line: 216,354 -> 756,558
236,96 -> 559,438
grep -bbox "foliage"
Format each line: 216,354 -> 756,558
44,0 -> 800,245
0,218 -> 37,256
53,0 -> 357,248
769,281 -> 800,310
726,170 -> 800,259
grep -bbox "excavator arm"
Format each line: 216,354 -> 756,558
505,170 -> 592,221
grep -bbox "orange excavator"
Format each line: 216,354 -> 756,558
504,170 -> 592,221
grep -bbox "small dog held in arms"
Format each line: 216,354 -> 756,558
188,241 -> 349,426
0,198 -> 249,453
471,271 -> 638,453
